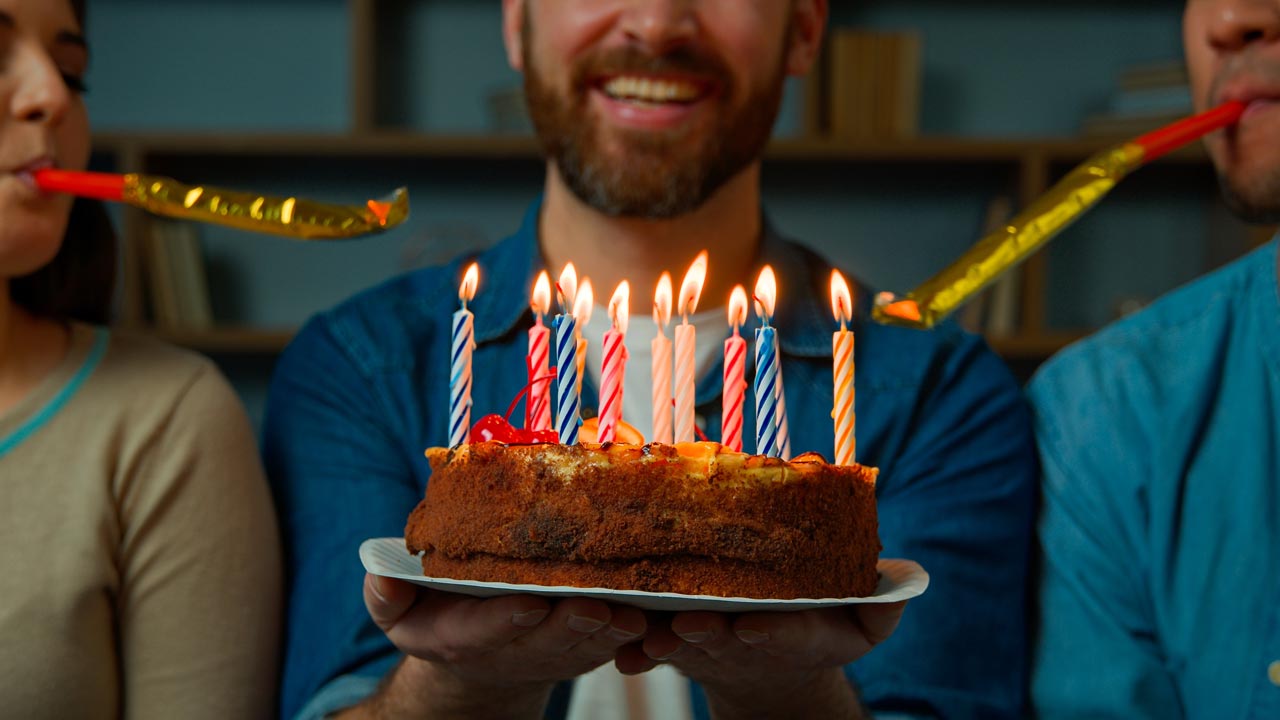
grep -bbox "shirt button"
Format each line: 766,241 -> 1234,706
1270,660 -> 1280,687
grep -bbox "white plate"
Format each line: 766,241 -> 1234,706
360,537 -> 929,612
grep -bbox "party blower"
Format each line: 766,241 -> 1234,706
873,101 -> 1246,330
34,169 -> 409,240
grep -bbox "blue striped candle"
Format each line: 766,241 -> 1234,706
555,313 -> 580,444
754,323 -> 780,457
449,307 -> 474,448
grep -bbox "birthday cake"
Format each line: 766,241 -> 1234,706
404,437 -> 881,600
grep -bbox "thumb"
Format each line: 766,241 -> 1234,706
855,600 -> 908,646
363,573 -> 419,632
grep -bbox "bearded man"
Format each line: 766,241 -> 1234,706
265,2 -> 1037,719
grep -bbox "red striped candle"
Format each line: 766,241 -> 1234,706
599,281 -> 630,444
527,271 -> 552,432
722,286 -> 749,452
830,270 -> 856,465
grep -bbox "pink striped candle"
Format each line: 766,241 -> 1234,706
674,251 -> 708,443
599,281 -> 630,443
722,286 -> 749,452
527,271 -> 552,432
651,272 -> 674,445
830,270 -> 856,465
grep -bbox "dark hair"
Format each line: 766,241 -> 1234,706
11,199 -> 118,325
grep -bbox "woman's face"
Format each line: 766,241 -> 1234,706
0,0 -> 89,281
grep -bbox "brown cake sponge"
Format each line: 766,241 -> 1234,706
405,441 -> 880,599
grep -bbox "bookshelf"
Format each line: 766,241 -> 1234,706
84,0 -> 1265,380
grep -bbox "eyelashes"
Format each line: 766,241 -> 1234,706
61,72 -> 88,94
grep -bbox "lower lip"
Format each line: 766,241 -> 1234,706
591,88 -> 704,130
1241,98 -> 1279,122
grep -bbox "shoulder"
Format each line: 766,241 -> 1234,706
1031,242 -> 1275,438
94,328 -> 236,413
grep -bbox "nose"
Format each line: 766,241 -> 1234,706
10,44 -> 72,126
1205,0 -> 1280,51
618,0 -> 698,53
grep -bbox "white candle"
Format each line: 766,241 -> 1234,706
674,251 -> 708,444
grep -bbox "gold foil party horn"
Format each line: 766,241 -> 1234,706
34,169 -> 408,240
872,101 -> 1246,330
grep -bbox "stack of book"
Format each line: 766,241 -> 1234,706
825,29 -> 921,140
144,219 -> 213,330
1082,60 -> 1192,137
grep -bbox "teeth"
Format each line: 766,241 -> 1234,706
604,76 -> 700,103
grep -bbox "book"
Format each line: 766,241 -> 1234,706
827,29 -> 921,140
144,219 -> 213,329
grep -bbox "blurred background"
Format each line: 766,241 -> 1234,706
83,0 -> 1274,428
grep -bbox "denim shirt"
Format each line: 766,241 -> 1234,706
1030,241 -> 1280,719
264,200 -> 1038,720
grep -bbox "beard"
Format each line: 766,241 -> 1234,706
522,21 -> 788,219
1218,171 -> 1280,224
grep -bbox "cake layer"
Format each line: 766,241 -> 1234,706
406,442 -> 880,599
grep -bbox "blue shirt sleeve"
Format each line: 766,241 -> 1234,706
263,316 -> 414,720
853,331 -> 1039,719
1028,348 -> 1182,719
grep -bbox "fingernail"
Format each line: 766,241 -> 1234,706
735,629 -> 770,644
568,615 -> 607,633
651,644 -> 686,661
511,609 -> 549,627
607,626 -> 641,642
369,576 -> 389,603
676,630 -> 711,644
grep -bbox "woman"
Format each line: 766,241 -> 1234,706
0,1 -> 281,717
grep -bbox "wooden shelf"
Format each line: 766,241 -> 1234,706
92,131 -> 1211,165
143,327 -> 294,354
141,324 -> 1077,362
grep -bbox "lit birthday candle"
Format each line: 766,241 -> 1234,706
599,281 -> 631,444
675,251 -> 708,444
573,279 -> 594,397
722,285 -> 749,452
830,270 -> 856,465
527,271 -> 553,432
555,264 -> 581,445
754,267 -> 781,457
449,262 -> 479,448
651,272 -> 674,445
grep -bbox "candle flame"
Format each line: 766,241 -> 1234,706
830,270 -> 853,326
728,285 -> 748,330
459,262 -> 480,304
558,263 -> 578,312
574,278 -> 595,326
531,271 -> 551,317
678,250 -> 709,318
608,280 -> 631,336
654,272 -> 673,328
754,266 -> 777,321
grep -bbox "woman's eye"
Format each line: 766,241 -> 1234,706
61,72 -> 88,94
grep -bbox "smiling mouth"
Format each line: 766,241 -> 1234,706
600,76 -> 705,106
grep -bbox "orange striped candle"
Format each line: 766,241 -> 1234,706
830,270 -> 856,465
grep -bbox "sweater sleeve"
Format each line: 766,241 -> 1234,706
115,362 -> 283,720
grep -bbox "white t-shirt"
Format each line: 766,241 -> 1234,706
569,303 -> 727,720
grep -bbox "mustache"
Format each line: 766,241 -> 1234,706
571,45 -> 732,87
1210,50 -> 1280,103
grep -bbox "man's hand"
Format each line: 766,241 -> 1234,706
342,573 -> 646,719
619,601 -> 908,719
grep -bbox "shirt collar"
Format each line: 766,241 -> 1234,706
470,198 -> 870,359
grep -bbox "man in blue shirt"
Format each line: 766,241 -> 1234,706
265,2 -> 1037,718
1030,1 -> 1280,717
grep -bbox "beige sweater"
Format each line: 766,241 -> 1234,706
0,324 -> 281,719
